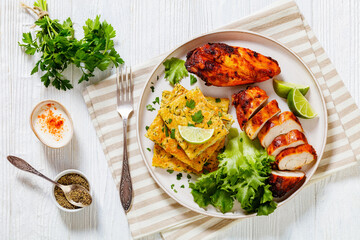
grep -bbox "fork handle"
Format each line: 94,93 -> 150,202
119,118 -> 133,212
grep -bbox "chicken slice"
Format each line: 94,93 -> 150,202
244,99 -> 280,140
232,86 -> 269,130
267,130 -> 308,157
274,144 -> 317,170
258,111 -> 303,148
185,43 -> 281,87
269,170 -> 306,198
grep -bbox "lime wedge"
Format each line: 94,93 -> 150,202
178,126 -> 214,144
287,88 -> 317,119
273,79 -> 309,98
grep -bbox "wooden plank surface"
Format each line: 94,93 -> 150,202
0,0 -> 359,239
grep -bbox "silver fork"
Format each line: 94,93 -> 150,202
116,66 -> 134,213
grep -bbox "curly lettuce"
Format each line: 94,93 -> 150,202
189,129 -> 277,215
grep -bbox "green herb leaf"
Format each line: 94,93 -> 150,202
176,173 -> 183,180
207,120 -> 212,126
146,104 -> 156,111
215,98 -> 221,103
168,119 -> 173,124
191,110 -> 204,123
188,123 -> 195,127
145,126 -> 149,131
181,185 -> 185,188
177,144 -> 181,149
163,57 -> 188,85
150,86 -> 155,92
186,99 -> 196,109
19,5 -> 124,91
153,97 -> 160,104
190,75 -> 197,85
170,129 -> 176,139
167,169 -> 174,174
146,147 -> 151,152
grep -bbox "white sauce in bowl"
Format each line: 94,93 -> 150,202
31,101 -> 73,148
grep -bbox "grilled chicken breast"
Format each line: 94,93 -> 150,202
185,43 -> 281,87
232,86 -> 269,130
258,111 -> 303,148
274,144 -> 317,170
267,130 -> 308,157
244,99 -> 281,140
269,170 -> 306,198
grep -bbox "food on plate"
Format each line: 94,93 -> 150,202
287,88 -> 317,119
158,87 -> 232,160
189,129 -> 277,215
163,57 -> 189,85
146,84 -> 233,173
19,0 -> 124,90
244,99 -> 281,140
232,86 -> 269,130
185,43 -> 281,87
178,126 -> 214,144
258,111 -> 304,148
267,130 -> 308,157
273,79 -> 309,98
274,144 -> 317,170
268,170 -> 306,198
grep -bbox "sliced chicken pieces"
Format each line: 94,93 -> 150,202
267,130 -> 308,157
232,86 -> 269,130
258,111 -> 303,148
269,170 -> 306,198
244,99 -> 281,140
275,144 -> 317,170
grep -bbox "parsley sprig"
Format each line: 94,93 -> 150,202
19,0 -> 124,90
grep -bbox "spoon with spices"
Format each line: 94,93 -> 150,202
7,155 -> 92,208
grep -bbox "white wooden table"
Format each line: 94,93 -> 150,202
1,0 -> 359,239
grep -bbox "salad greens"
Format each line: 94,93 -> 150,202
19,0 -> 124,90
163,57 -> 188,85
189,129 -> 277,215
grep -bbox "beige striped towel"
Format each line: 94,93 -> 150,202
83,0 -> 360,239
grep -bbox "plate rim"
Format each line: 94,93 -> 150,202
136,29 -> 328,219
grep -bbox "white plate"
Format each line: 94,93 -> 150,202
136,30 -> 327,219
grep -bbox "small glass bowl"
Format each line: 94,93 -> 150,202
51,169 -> 91,213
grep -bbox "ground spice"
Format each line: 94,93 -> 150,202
69,188 -> 92,206
54,173 -> 90,209
37,103 -> 65,141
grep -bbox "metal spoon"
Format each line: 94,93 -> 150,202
7,155 -> 92,208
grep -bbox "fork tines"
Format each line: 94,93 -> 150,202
116,66 -> 133,106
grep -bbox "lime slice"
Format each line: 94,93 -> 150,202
273,79 -> 309,98
287,88 -> 317,119
178,126 -> 214,144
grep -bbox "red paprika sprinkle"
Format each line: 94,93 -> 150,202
37,103 -> 66,141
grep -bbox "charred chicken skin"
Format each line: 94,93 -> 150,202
244,99 -> 281,140
232,86 -> 269,130
267,130 -> 308,157
185,43 -> 281,87
274,144 -> 317,170
269,170 -> 306,198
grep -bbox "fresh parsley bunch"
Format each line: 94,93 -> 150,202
19,0 -> 124,90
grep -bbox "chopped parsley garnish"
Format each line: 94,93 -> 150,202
188,123 -> 195,127
218,112 -> 223,117
146,147 -> 151,152
177,145 -> 182,149
150,86 -> 155,92
191,110 -> 204,123
170,129 -> 176,139
207,120 -> 212,126
187,174 -> 192,179
171,184 -> 175,189
165,125 -> 169,137
152,97 -> 160,105
145,126 -> 149,131
186,99 -> 196,109
174,189 -> 178,193
168,119 -> 172,124
167,169 -> 174,174
146,104 -> 155,111
176,173 -> 183,180
203,169 -> 209,174
215,98 -> 221,103
204,162 -> 210,166
180,185 -> 185,188
190,75 -> 197,85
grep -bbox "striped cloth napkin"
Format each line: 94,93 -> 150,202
83,0 -> 360,239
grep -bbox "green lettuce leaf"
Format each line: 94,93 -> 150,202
163,57 -> 188,85
189,129 -> 277,216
